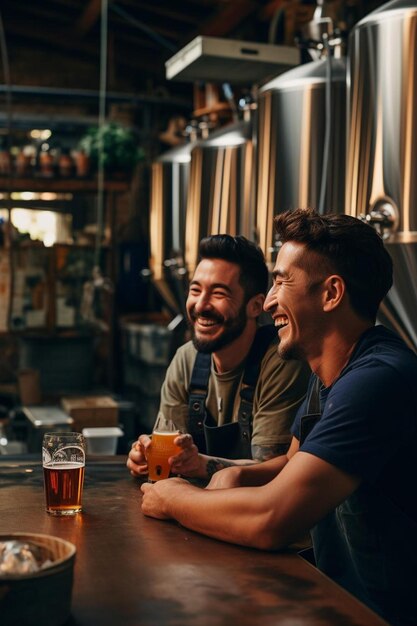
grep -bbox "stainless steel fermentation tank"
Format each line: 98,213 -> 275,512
184,121 -> 254,275
256,57 -> 347,266
149,142 -> 192,314
151,41 -> 348,307
345,0 -> 417,350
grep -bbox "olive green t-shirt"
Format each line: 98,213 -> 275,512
156,339 -> 310,449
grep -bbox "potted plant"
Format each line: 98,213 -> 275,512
78,122 -> 144,177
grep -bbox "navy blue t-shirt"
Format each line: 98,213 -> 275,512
291,326 -> 417,626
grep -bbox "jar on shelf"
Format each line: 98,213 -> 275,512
15,149 -> 32,177
58,149 -> 74,178
0,147 -> 11,176
73,150 -> 90,178
38,145 -> 55,178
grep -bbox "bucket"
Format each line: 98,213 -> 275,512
0,532 -> 76,626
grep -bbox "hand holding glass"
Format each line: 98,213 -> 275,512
42,432 -> 86,515
146,418 -> 181,482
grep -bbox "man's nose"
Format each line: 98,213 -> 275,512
263,285 -> 277,313
193,292 -> 212,312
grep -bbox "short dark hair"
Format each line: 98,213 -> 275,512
198,234 -> 268,300
274,208 -> 393,322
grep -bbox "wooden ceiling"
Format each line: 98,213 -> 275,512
0,1 -> 382,92
0,1 -> 276,89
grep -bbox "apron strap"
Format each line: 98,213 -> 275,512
188,351 -> 211,453
238,324 -> 277,457
307,376 -> 322,414
299,377 -> 322,446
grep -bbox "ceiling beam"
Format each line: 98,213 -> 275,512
260,0 -> 291,21
121,0 -> 201,25
5,21 -> 99,57
1,2 -> 76,27
110,12 -> 181,42
184,0 -> 259,40
76,0 -> 102,36
3,22 -> 163,76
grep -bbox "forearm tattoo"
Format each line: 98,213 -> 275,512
205,458 -> 256,479
205,443 -> 289,479
251,443 -> 290,462
205,458 -> 236,479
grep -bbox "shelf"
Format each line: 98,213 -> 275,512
11,241 -> 110,249
1,328 -> 106,338
0,172 -> 126,391
0,177 -> 130,193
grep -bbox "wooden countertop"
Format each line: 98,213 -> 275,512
0,457 -> 389,626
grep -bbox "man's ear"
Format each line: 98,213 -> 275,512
322,275 -> 345,312
246,294 -> 265,319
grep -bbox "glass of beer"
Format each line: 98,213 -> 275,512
146,418 -> 181,482
42,432 -> 86,515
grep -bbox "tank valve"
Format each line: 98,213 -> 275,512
140,268 -> 152,282
361,200 -> 398,240
164,258 -> 188,280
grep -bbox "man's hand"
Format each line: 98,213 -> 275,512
169,433 -> 203,477
126,435 -> 152,477
205,466 -> 243,490
141,477 -> 189,519
128,433 -> 203,479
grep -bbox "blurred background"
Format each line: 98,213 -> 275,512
0,0 -> 412,455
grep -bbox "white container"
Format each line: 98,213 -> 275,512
82,427 -> 123,455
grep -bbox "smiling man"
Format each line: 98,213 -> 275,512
141,210 -> 417,626
127,234 -> 310,481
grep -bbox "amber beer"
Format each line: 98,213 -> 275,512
147,431 -> 180,482
43,463 -> 85,515
42,432 -> 86,516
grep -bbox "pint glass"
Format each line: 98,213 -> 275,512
146,418 -> 180,482
42,432 -> 86,515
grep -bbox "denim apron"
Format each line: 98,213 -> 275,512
187,325 -> 276,459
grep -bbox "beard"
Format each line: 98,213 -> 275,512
278,342 -> 303,361
189,305 -> 248,354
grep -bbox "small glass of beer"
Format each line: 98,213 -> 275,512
146,418 -> 181,482
42,432 -> 86,515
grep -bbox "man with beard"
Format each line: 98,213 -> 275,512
127,234 -> 310,481
140,210 -> 417,626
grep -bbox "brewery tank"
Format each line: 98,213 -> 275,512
345,0 -> 417,350
184,120 -> 254,276
256,57 -> 346,267
149,142 -> 192,314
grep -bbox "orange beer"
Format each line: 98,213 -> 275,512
43,463 -> 85,515
147,431 -> 180,481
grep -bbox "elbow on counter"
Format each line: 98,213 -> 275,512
248,513 -> 292,552
251,531 -> 288,552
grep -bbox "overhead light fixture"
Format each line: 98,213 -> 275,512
166,36 -> 299,84
29,129 -> 52,141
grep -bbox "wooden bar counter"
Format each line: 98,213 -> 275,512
0,457 -> 388,626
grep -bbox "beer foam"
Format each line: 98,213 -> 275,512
43,462 -> 84,469
152,431 -> 180,436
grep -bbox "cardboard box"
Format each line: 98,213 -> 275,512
61,396 -> 118,433
18,369 -> 42,405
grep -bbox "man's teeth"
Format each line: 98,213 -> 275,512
197,318 -> 218,327
275,316 -> 289,330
